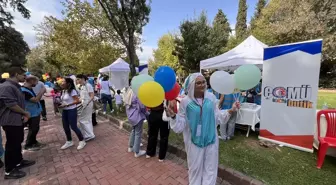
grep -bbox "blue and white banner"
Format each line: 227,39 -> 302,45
137,64 -> 148,75
259,39 -> 323,152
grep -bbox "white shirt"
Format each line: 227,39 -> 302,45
100,80 -> 113,95
115,94 -> 122,105
61,89 -> 78,110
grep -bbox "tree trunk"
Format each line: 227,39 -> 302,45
128,35 -> 137,77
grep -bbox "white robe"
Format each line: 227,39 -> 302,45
78,84 -> 95,140
169,92 -> 230,185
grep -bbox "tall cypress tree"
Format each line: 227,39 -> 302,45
250,0 -> 266,30
210,9 -> 231,56
235,0 -> 248,39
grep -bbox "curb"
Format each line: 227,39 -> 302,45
98,112 -> 264,185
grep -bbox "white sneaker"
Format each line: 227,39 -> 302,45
134,150 -> 146,158
140,143 -> 143,147
159,159 -> 164,162
77,141 -> 86,150
61,141 -> 73,150
146,155 -> 151,159
103,112 -> 106,115
128,148 -> 133,153
110,109 -> 114,113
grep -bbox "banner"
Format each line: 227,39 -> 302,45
259,39 -> 323,152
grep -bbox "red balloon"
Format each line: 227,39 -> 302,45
165,83 -> 181,100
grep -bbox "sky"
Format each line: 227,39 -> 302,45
9,0 -> 259,64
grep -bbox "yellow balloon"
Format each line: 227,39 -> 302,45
1,73 -> 9,79
138,81 -> 164,108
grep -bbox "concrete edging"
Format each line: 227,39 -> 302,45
98,112 -> 264,185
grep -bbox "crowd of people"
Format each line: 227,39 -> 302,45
0,67 -> 260,184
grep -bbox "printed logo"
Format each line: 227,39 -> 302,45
263,85 -> 313,109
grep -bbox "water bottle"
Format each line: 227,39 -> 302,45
322,102 -> 328,110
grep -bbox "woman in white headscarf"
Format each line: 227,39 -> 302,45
166,73 -> 239,185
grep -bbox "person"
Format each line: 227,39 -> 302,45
146,101 -> 170,162
254,79 -> 262,105
0,66 -> 36,179
76,74 -> 95,141
100,75 -> 115,114
218,90 -> 241,141
21,75 -> 47,151
115,90 -> 123,114
33,80 -> 47,121
166,73 -> 239,185
59,78 -> 86,150
125,84 -> 147,157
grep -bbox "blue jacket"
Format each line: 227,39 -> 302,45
21,87 -> 42,117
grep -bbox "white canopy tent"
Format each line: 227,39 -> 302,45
200,35 -> 268,71
98,58 -> 130,90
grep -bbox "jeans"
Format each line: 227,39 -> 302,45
0,128 -> 4,158
3,125 -> 24,173
146,110 -> 170,160
62,108 -> 84,141
219,111 -> 237,139
25,115 -> 41,148
101,93 -> 113,112
40,99 -> 47,118
128,121 -> 143,154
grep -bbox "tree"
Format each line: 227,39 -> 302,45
97,0 -> 151,76
249,0 -> 266,30
0,0 -> 30,27
148,33 -> 183,76
0,26 -> 30,73
235,0 -> 248,39
209,9 -> 231,56
173,12 -> 212,73
34,0 -> 124,75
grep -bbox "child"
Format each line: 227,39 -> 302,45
52,87 -> 62,116
115,90 -> 123,113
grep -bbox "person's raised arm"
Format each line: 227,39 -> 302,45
167,99 -> 187,133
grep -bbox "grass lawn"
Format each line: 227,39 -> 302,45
317,91 -> 336,109
106,91 -> 336,185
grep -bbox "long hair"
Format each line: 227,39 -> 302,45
64,78 -> 76,94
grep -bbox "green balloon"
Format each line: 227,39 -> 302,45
131,74 -> 154,95
234,65 -> 261,90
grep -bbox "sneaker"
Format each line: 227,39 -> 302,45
4,169 -> 26,179
128,148 -> 133,153
134,150 -> 146,158
24,146 -> 40,151
159,159 -> 164,162
146,155 -> 151,159
61,141 -> 73,150
110,109 -> 114,113
77,141 -> 86,150
16,160 -> 36,169
140,143 -> 143,147
35,142 -> 47,148
42,117 -> 47,121
103,112 -> 106,115
24,127 -> 28,131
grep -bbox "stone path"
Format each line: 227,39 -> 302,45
0,99 -> 190,185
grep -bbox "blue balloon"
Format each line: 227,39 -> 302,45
154,66 -> 176,92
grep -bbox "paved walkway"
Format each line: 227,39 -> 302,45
0,99 -> 190,185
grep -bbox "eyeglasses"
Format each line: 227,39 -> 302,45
195,80 -> 206,85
